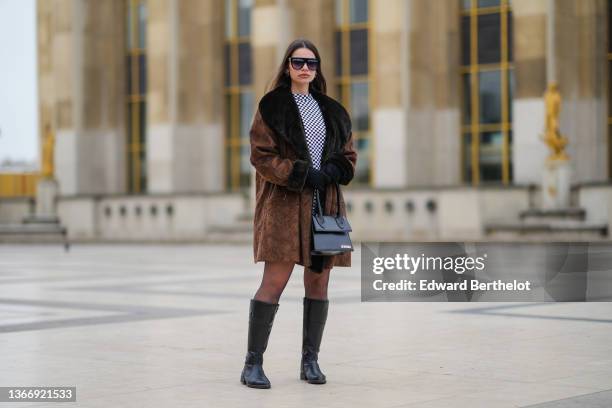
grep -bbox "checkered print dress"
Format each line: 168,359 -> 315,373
292,92 -> 327,214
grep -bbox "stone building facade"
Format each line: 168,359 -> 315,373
8,0 -> 611,242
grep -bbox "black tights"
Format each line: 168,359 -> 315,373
253,261 -> 330,304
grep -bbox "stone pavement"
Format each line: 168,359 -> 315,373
0,243 -> 611,407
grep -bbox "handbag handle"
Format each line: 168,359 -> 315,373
313,181 -> 342,217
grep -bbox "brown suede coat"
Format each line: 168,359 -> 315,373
249,85 -> 357,270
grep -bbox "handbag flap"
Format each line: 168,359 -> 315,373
312,214 -> 352,233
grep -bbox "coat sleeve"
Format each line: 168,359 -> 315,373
323,130 -> 358,185
249,109 -> 310,192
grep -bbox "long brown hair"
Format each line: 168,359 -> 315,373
267,39 -> 327,94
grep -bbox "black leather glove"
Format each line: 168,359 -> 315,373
305,167 -> 331,192
321,161 -> 343,184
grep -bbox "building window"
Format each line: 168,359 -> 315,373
335,0 -> 371,186
608,0 -> 612,178
460,0 -> 513,185
125,0 -> 147,193
225,0 -> 253,192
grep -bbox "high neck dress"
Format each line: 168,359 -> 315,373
292,91 -> 327,272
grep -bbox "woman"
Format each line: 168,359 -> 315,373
240,39 -> 357,389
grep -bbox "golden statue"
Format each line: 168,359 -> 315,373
542,82 -> 569,161
41,124 -> 55,179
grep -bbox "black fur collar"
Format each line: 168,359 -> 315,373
257,84 -> 352,165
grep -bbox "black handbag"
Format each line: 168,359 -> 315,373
311,182 -> 353,255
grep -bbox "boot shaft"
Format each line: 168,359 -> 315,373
302,297 -> 329,355
247,299 -> 279,354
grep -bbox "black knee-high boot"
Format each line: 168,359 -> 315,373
300,297 -> 329,384
240,299 -> 279,389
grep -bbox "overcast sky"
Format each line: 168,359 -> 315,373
0,0 -> 38,164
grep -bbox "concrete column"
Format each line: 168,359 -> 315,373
249,0 -> 290,207
286,0 -> 336,94
512,0 -> 548,185
405,0 -> 461,187
147,0 -> 225,193
554,0 -> 608,183
251,0 -> 337,101
371,0 -> 408,187
252,0 -> 290,100
37,0 -> 127,196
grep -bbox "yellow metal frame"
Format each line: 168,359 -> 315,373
460,0 -> 513,185
125,0 -> 147,193
335,0 -> 373,187
224,0 -> 253,191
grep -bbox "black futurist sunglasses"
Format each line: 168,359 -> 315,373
288,57 -> 319,71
